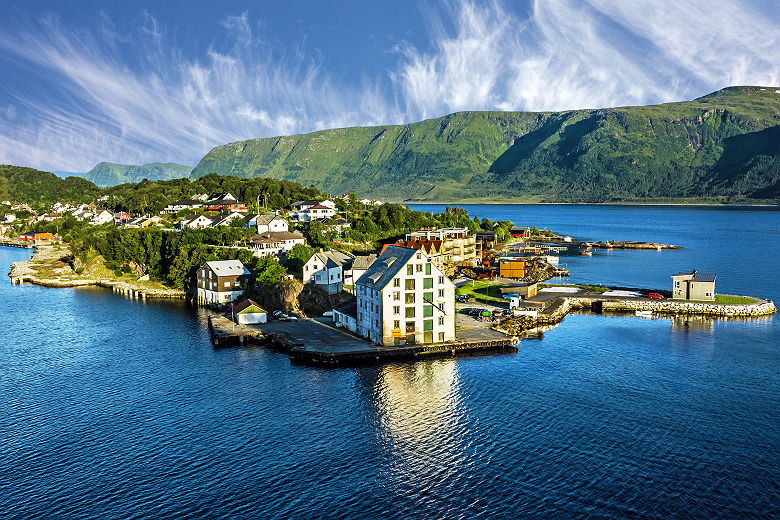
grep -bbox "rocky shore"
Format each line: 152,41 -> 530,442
8,245 -> 184,299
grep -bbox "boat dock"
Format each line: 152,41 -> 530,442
0,240 -> 34,249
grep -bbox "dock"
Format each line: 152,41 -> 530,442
0,240 -> 34,249
208,315 -> 266,347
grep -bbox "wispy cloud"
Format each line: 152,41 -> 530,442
0,1 -> 777,172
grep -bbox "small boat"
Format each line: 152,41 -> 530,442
579,250 -> 592,256
635,310 -> 653,317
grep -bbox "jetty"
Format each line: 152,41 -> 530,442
0,240 -> 34,249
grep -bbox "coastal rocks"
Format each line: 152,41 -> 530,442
597,298 -> 777,317
256,279 -> 304,313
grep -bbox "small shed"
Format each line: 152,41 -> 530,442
500,282 -> 538,299
232,299 -> 267,324
333,298 -> 358,333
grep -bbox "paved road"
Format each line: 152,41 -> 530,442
251,317 -> 377,353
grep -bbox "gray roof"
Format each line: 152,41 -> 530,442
333,298 -> 357,318
351,254 -> 378,271
693,273 -> 717,282
355,246 -> 416,289
203,260 -> 250,276
256,212 -> 282,226
315,250 -> 354,268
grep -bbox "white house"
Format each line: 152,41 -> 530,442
246,212 -> 289,233
196,260 -> 250,305
303,250 -> 354,294
163,200 -> 203,213
250,231 -> 305,257
91,210 -> 114,225
355,246 -> 455,346
232,299 -> 267,324
344,254 -> 377,285
333,299 -> 358,333
209,212 -> 244,227
178,214 -> 213,229
289,200 -> 337,221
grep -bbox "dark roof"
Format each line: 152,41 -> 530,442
350,254 -> 377,270
170,199 -> 202,206
255,212 -> 282,226
205,199 -> 244,205
693,273 -> 717,282
333,298 -> 357,318
355,246 -> 417,289
475,231 -> 496,238
251,231 -> 304,242
233,299 -> 265,314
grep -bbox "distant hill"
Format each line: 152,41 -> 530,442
83,162 -> 193,187
191,86 -> 780,203
0,165 -> 99,206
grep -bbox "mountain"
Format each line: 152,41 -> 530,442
191,86 -> 780,203
84,162 -> 193,187
0,165 -> 99,205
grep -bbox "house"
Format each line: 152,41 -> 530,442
11,203 -> 32,212
498,257 -> 533,278
315,217 -> 350,232
292,203 -> 336,222
91,210 -> 114,225
383,240 -> 446,273
250,231 -> 305,256
510,226 -> 531,239
333,299 -> 358,333
359,198 -> 382,206
499,282 -> 538,299
196,260 -> 251,305
125,216 -> 160,228
178,214 -> 213,229
475,231 -> 496,258
231,299 -> 267,324
355,246 -> 455,346
246,212 -> 289,233
671,270 -> 716,301
19,232 -> 54,244
405,228 -> 477,269
344,254 -> 377,285
162,200 -> 203,213
203,193 -> 248,212
209,212 -> 244,227
113,212 -> 130,224
303,250 -> 354,294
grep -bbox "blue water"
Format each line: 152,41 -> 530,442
1,205 -> 779,519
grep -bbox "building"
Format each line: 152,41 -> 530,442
475,231 -> 496,258
232,299 -> 267,324
344,254 -> 377,285
163,200 -> 203,213
247,212 -> 289,233
125,216 -> 160,228
203,193 -> 248,212
291,203 -> 336,222
209,212 -> 244,227
303,250 -> 354,294
19,232 -> 54,244
671,270 -> 716,301
332,299 -> 358,333
355,246 -> 455,346
383,239 -> 446,273
178,214 -> 213,229
498,257 -> 534,278
250,231 -> 305,257
113,212 -> 130,224
91,210 -> 114,225
500,282 -> 538,299
196,260 -> 251,305
405,228 -> 477,269
510,226 -> 531,239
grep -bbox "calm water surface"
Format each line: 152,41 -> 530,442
1,205 -> 778,519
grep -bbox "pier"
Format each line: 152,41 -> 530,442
0,240 -> 34,249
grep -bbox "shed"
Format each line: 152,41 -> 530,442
232,299 -> 267,324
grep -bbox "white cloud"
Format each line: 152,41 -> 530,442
0,1 -> 777,172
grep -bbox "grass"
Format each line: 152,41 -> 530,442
672,294 -> 757,305
538,282 -> 611,294
456,279 -> 507,303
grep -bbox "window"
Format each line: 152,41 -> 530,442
405,307 -> 415,318
407,265 -> 414,275
393,305 -> 400,315
423,319 -> 433,331
438,276 -> 445,284
438,289 -> 445,298
394,320 -> 400,329
438,316 -> 445,325
675,281 -> 680,287
405,279 -> 415,290
405,293 -> 415,304
406,321 -> 415,332
416,264 -> 422,272
423,278 -> 433,289
423,305 -> 433,317
438,332 -> 445,342
224,281 -> 230,288
425,263 -> 431,275
423,291 -> 433,303
394,278 -> 400,287
393,291 -> 400,300
416,252 -> 421,259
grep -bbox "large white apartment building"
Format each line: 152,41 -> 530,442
355,246 -> 455,346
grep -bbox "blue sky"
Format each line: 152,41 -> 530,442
1,0 -> 778,172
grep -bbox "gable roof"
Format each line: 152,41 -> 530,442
333,298 -> 357,318
251,231 -> 304,242
233,299 -> 265,314
203,260 -> 250,276
255,212 -> 283,226
693,273 -> 717,282
350,254 -> 377,271
355,246 -> 417,289
308,203 -> 332,210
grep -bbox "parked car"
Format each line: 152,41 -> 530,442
648,293 -> 665,299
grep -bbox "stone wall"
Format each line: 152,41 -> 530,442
578,297 -> 776,317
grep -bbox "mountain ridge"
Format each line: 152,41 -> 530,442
191,86 -> 780,203
83,162 -> 193,187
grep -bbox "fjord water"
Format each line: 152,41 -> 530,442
1,206 -> 778,520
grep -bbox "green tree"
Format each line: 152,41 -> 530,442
254,256 -> 287,287
284,243 -> 312,273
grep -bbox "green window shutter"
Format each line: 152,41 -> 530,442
423,319 -> 433,331
423,278 -> 433,289
424,291 -> 433,303
405,307 -> 415,318
425,263 -> 431,275
423,305 -> 433,317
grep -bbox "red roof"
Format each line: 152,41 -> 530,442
308,203 -> 331,210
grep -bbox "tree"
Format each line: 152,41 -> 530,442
254,256 -> 287,287
284,243 -> 312,273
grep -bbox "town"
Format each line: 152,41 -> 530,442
2,183 -> 776,365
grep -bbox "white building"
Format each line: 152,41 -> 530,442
344,254 -> 377,285
248,213 -> 289,233
289,200 -> 337,221
250,231 -> 305,257
333,299 -> 358,333
303,250 -> 353,294
196,260 -> 250,305
355,246 -> 455,346
163,199 -> 203,213
178,214 -> 213,229
232,299 -> 267,324
91,210 -> 114,225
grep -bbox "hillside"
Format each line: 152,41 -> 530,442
84,162 -> 193,187
192,86 -> 780,203
0,165 -> 99,206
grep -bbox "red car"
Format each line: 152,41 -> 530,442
648,293 -> 665,299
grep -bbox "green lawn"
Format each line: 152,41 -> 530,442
456,280 -> 507,303
672,294 -> 757,304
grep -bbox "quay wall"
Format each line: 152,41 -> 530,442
571,296 -> 777,317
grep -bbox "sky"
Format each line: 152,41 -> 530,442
0,0 -> 778,172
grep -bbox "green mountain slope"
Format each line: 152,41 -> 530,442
84,162 -> 193,187
0,165 -> 99,206
191,86 -> 780,202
